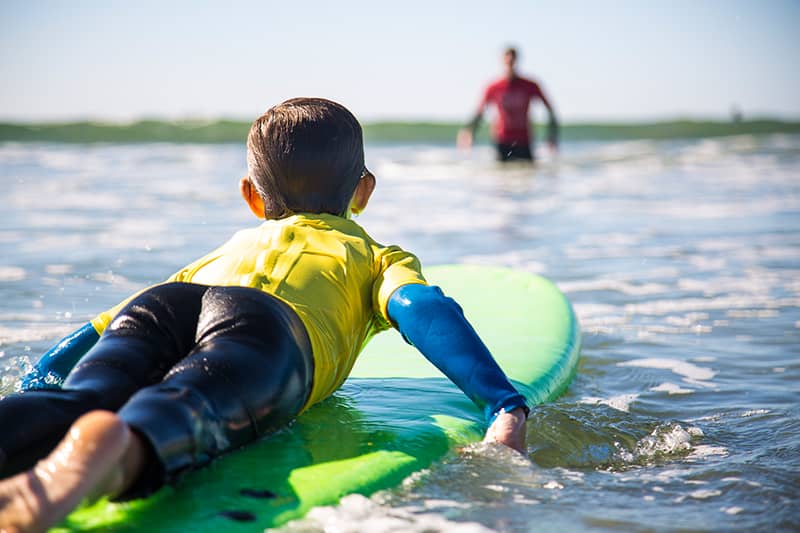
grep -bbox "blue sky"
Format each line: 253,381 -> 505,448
1,0 -> 798,123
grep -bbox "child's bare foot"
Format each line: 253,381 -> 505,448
0,410 -> 131,533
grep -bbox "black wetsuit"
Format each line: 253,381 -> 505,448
495,142 -> 534,162
0,283 -> 313,498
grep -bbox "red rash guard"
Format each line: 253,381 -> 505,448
480,76 -> 544,145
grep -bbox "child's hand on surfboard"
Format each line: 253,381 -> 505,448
483,406 -> 527,453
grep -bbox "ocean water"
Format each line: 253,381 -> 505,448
1,135 -> 798,532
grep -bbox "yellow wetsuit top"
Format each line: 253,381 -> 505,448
90,213 -> 427,409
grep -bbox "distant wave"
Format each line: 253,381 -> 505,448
1,119 -> 798,144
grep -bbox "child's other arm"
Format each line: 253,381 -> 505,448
20,322 -> 100,390
386,283 -> 528,453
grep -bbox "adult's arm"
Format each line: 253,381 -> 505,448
465,109 -> 484,136
458,89 -> 490,149
386,283 -> 528,451
539,89 -> 559,149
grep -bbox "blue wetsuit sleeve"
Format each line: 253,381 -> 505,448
387,283 -> 529,424
20,322 -> 99,390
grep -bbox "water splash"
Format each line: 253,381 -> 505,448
281,494 -> 496,533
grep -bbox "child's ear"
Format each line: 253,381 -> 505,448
240,176 -> 266,219
350,170 -> 376,216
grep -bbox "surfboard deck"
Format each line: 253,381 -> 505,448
55,265 -> 581,532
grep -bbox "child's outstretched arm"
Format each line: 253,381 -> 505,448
386,283 -> 529,452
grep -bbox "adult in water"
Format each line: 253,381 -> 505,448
458,46 -> 559,162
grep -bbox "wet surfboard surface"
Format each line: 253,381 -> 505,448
56,265 -> 581,532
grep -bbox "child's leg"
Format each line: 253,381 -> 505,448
0,410 -> 144,533
0,282 -> 208,477
114,285 -> 314,498
0,284 -> 313,530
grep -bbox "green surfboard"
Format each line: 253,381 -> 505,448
55,265 -> 581,531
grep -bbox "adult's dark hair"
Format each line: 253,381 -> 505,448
504,46 -> 518,60
246,97 -> 365,219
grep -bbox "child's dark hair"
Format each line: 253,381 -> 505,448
246,97 -> 365,219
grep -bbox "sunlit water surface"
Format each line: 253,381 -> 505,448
1,136 -> 798,532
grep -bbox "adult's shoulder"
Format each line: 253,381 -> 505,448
485,77 -> 508,93
519,75 -> 542,91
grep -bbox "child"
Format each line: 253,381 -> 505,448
0,98 -> 528,532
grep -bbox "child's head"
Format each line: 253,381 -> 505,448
244,97 -> 370,219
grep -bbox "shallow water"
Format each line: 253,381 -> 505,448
1,135 -> 798,531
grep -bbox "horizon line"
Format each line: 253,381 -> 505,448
1,114 -> 800,127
